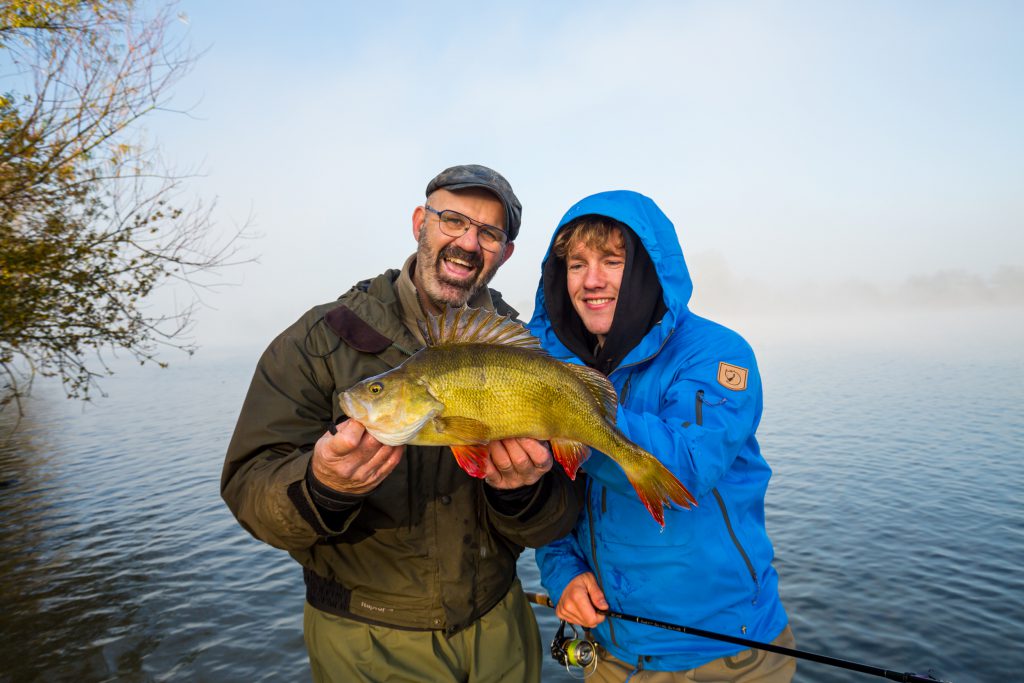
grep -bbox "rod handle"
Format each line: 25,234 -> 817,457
524,591 -> 554,608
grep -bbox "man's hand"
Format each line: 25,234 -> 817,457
556,572 -> 608,628
481,437 -> 553,489
310,419 -> 404,495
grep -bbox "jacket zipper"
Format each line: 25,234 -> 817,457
712,488 -> 760,602
619,373 -> 633,405
695,389 -> 760,602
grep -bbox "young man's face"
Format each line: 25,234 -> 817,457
565,228 -> 625,345
411,188 -> 514,313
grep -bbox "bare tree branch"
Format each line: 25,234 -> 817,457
1,1 -> 254,419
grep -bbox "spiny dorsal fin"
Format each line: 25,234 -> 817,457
564,362 -> 619,418
417,305 -> 543,350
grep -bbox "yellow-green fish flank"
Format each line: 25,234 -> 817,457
340,306 -> 696,525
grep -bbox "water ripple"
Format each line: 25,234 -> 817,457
1,352 -> 1021,682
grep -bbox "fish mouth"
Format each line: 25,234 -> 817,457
339,392 -> 366,422
338,390 -> 431,446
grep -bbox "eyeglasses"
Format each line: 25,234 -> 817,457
424,205 -> 508,253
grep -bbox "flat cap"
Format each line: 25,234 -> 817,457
425,164 -> 522,241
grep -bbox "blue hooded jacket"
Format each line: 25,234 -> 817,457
530,191 -> 789,671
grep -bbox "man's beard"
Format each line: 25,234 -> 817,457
416,229 -> 500,310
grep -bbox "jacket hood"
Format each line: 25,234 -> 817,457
529,190 -> 693,370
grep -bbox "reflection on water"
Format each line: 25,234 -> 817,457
0,359 -> 306,683
1,341 -> 1022,682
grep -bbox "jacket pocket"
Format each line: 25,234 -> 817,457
711,487 -> 760,604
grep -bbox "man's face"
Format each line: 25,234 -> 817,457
565,229 -> 625,345
411,188 -> 514,313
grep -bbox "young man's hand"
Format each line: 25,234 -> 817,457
556,572 -> 609,628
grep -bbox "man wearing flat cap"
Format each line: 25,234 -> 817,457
222,165 -> 580,682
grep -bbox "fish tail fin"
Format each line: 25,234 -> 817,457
622,447 -> 697,527
550,439 -> 591,480
449,445 -> 489,479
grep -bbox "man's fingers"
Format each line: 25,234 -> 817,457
488,440 -> 514,471
553,572 -> 608,628
480,439 -> 555,488
491,439 -> 552,472
556,594 -> 604,628
583,573 -> 609,610
313,416 -> 405,493
357,444 -> 404,481
324,418 -> 365,452
520,438 -> 552,471
325,419 -> 390,461
501,440 -> 528,470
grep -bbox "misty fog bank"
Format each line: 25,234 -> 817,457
689,255 -> 1023,314
684,255 -> 1022,355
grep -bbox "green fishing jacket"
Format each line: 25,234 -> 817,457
221,269 -> 580,634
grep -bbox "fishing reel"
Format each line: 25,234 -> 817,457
550,620 -> 598,678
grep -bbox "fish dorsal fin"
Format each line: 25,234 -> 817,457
564,362 -> 619,418
417,305 -> 543,350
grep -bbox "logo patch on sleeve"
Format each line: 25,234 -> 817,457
717,362 -> 748,391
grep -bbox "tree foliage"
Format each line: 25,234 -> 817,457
1,0 -> 247,417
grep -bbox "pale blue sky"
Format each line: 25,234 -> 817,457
145,1 -> 1023,351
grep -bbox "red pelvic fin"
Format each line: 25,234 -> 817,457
550,439 -> 591,480
449,444 -> 489,479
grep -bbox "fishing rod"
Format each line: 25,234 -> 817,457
525,592 -> 950,683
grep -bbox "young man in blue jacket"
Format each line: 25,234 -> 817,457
530,190 -> 795,682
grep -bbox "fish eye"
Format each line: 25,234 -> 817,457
368,382 -> 383,394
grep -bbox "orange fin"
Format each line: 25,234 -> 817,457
621,450 -> 698,527
450,444 -> 489,479
550,439 -> 590,480
630,472 -> 697,527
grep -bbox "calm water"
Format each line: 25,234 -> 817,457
1,328 -> 1022,682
